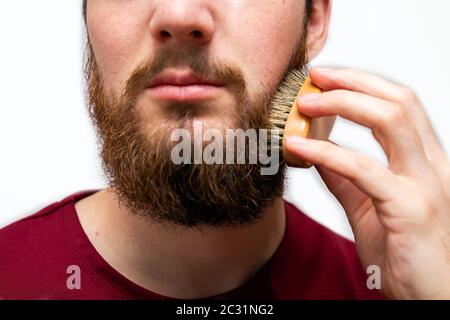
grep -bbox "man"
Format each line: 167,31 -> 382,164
0,0 -> 449,300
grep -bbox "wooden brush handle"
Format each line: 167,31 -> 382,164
282,76 -> 336,168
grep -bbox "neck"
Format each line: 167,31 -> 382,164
75,188 -> 286,299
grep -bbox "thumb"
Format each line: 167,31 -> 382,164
315,164 -> 370,218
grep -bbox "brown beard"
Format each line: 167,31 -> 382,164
85,33 -> 308,228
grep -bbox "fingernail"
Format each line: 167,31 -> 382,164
314,67 -> 334,74
298,93 -> 320,104
286,136 -> 309,148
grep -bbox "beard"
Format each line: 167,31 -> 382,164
85,33 -> 308,228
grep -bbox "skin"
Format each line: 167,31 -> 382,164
86,0 -> 320,131
287,69 -> 450,299
79,0 -> 450,299
79,0 -> 330,299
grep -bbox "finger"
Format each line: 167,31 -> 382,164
297,89 -> 430,175
314,141 -> 370,217
411,102 -> 449,167
285,135 -> 399,203
310,67 -> 415,104
315,163 -> 370,217
311,67 -> 448,167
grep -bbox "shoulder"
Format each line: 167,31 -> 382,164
0,191 -> 94,299
0,192 -> 89,246
0,197 -> 69,250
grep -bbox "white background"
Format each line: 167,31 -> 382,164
1,1 -> 449,240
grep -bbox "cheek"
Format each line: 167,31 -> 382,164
87,6 -> 150,92
242,32 -> 296,92
226,7 -> 304,98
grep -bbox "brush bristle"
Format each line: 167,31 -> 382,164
269,67 -> 309,139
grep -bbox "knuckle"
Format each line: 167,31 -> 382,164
397,86 -> 418,103
383,104 -> 408,124
318,141 -> 338,165
316,141 -> 331,159
331,90 -> 349,102
353,154 -> 388,183
352,154 -> 374,176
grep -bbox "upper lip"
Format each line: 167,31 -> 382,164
147,69 -> 224,88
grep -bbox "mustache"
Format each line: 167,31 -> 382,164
123,46 -> 248,101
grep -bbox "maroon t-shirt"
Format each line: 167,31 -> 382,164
0,191 -> 383,300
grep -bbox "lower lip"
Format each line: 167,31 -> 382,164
147,84 -> 223,102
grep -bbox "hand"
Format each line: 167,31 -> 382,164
285,67 -> 450,299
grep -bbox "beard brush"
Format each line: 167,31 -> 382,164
269,67 -> 336,168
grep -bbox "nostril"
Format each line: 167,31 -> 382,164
191,30 -> 203,38
160,30 -> 171,38
156,29 -> 207,42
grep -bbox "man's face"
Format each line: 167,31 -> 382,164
85,0 -> 311,227
87,0 -> 307,130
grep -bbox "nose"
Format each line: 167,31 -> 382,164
149,1 -> 215,46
